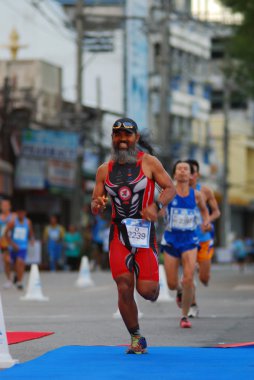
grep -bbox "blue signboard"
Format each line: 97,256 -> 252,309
125,0 -> 148,130
21,130 -> 79,161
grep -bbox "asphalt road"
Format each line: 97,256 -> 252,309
1,263 -> 254,364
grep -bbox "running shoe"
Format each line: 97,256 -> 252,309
13,274 -> 18,284
126,335 -> 147,354
3,281 -> 13,289
188,304 -> 199,318
176,289 -> 182,308
180,316 -> 192,329
16,282 -> 24,290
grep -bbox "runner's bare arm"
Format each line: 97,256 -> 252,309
148,155 -> 176,205
195,190 -> 211,231
202,186 -> 221,223
4,220 -> 19,250
91,163 -> 108,215
4,220 -> 14,241
141,155 -> 176,221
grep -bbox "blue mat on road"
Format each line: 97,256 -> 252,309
1,346 -> 254,380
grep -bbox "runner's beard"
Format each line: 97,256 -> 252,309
111,146 -> 138,164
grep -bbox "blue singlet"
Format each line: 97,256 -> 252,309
161,188 -> 199,258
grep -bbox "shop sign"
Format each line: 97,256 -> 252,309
21,130 -> 79,161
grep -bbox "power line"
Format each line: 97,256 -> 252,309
25,0 -> 75,41
1,0 -> 74,42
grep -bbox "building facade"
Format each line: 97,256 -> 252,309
148,4 -> 214,179
59,1 -> 218,179
193,3 -> 254,243
0,59 -> 73,234
209,27 -> 254,240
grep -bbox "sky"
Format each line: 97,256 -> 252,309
0,0 -> 76,101
191,0 -> 241,22
192,0 -> 224,13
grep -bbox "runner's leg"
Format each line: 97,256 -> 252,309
3,250 -> 12,281
135,247 -> 160,301
199,259 -> 211,286
163,252 -> 180,291
136,280 -> 159,301
15,257 -> 25,283
181,248 -> 197,317
190,241 -> 211,308
110,231 -> 147,353
115,273 -> 137,331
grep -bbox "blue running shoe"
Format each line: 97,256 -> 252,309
126,335 -> 147,354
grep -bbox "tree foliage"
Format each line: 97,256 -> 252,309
219,0 -> 254,96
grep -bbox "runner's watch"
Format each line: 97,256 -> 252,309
155,201 -> 164,211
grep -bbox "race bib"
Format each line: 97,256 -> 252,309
122,218 -> 151,248
170,208 -> 196,231
13,227 -> 27,241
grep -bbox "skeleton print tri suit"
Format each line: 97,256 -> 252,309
104,151 -> 159,281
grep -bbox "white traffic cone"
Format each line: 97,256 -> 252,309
0,295 -> 18,368
21,264 -> 49,301
75,256 -> 94,287
157,264 -> 173,302
113,290 -> 143,319
112,307 -> 121,319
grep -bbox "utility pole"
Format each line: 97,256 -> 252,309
96,77 -> 104,165
0,77 -> 12,161
159,0 -> 172,172
220,74 -> 231,247
75,0 -> 84,115
71,0 -> 85,226
219,46 -> 232,248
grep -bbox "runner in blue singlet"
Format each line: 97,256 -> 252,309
161,160 -> 210,328
187,159 -> 220,318
0,199 -> 16,288
5,208 -> 34,290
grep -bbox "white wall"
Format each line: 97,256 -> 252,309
83,29 -> 124,113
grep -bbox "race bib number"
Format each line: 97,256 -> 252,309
170,208 -> 196,231
13,227 -> 27,241
122,218 -> 151,248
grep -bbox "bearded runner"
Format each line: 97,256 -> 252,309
91,118 -> 175,354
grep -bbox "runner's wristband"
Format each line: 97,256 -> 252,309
155,201 -> 164,211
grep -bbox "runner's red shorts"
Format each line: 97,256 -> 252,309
109,226 -> 159,282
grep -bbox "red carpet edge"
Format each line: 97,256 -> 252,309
7,331 -> 54,345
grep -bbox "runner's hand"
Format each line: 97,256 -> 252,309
141,203 -> 160,222
201,222 -> 212,232
92,195 -> 108,214
11,242 -> 19,252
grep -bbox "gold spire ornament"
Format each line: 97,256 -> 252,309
1,28 -> 28,60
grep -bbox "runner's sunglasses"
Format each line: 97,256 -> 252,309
112,121 -> 136,130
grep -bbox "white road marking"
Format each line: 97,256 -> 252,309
6,314 -> 70,319
233,285 -> 254,291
